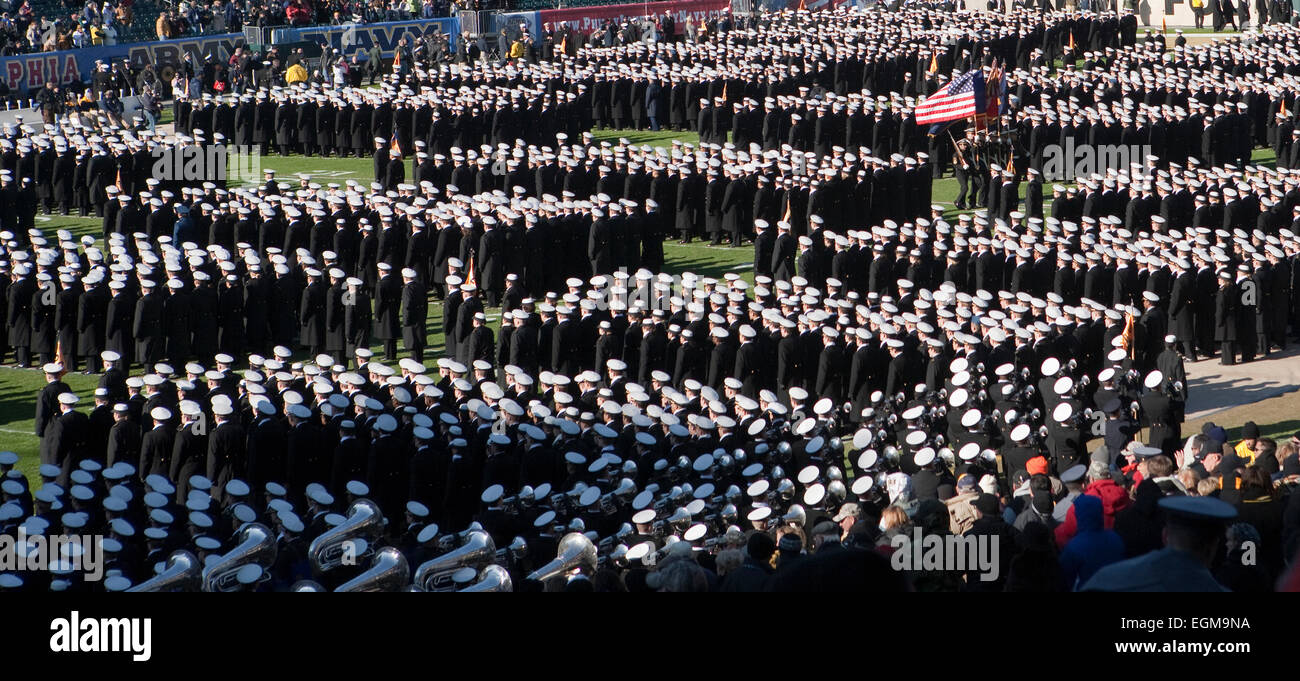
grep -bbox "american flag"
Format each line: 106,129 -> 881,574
914,70 -> 985,125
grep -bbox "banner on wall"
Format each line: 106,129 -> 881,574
122,32 -> 247,72
754,0 -> 858,10
0,32 -> 243,92
538,0 -> 731,36
292,17 -> 460,60
0,18 -> 460,93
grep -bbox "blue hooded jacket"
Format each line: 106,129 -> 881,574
173,207 -> 200,245
1058,494 -> 1127,590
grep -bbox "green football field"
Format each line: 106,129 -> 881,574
0,130 -> 1280,486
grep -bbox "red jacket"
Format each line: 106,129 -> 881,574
286,1 -> 312,24
1054,478 -> 1132,548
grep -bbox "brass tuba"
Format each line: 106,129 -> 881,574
413,530 -> 496,591
527,532 -> 597,582
459,564 -> 513,592
127,550 -> 201,592
308,499 -> 386,575
334,547 -> 410,592
201,523 -> 278,592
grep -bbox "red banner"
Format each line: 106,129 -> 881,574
538,0 -> 731,37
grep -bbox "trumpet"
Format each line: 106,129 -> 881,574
308,499 -> 385,575
600,543 -> 630,569
128,550 -> 201,592
202,523 -> 277,592
459,564 -> 513,592
413,530 -> 496,591
597,493 -> 620,515
501,495 -> 520,515
494,536 -> 528,568
335,547 -> 410,592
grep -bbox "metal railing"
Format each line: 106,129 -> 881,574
2,86 -> 145,112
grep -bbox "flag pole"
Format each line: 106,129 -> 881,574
948,130 -> 966,167
989,61 -> 1007,170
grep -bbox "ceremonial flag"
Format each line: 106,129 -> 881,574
390,134 -> 402,159
928,52 -> 938,75
1067,31 -> 1075,52
56,338 -> 69,372
1162,17 -> 1167,34
927,120 -> 956,136
466,255 -> 478,289
1282,97 -> 1289,118
914,70 -> 985,126
1121,312 -> 1136,359
983,60 -> 1006,118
